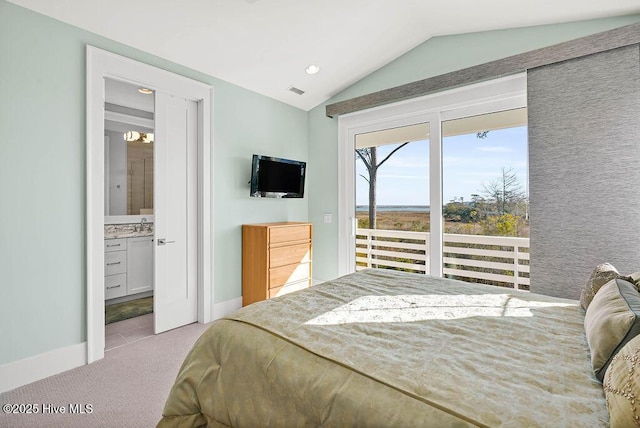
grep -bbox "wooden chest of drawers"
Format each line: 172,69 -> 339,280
242,222 -> 312,306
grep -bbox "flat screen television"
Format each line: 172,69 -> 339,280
250,154 -> 306,198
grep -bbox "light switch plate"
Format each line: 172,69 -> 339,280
323,213 -> 333,223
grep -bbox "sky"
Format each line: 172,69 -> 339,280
355,126 -> 528,206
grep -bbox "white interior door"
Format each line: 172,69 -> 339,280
154,92 -> 198,333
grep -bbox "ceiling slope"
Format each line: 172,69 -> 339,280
8,0 -> 640,110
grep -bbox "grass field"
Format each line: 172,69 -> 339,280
356,210 -> 430,231
356,210 -> 529,236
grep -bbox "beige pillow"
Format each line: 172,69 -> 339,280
584,278 -> 640,381
625,272 -> 640,290
603,334 -> 640,427
580,263 -> 621,310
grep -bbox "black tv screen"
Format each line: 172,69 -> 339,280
250,154 -> 306,198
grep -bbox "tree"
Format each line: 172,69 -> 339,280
356,143 -> 409,229
482,167 -> 526,215
480,213 -> 527,237
443,197 -> 478,223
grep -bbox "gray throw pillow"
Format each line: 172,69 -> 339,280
584,278 -> 640,381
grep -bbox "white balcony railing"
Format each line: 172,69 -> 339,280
356,228 -> 530,290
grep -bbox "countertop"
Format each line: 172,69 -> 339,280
105,223 -> 154,239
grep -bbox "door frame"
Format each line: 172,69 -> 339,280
337,73 -> 526,277
86,46 -> 213,363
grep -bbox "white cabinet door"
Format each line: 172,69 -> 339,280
127,236 -> 154,295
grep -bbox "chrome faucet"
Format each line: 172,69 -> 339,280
134,217 -> 148,232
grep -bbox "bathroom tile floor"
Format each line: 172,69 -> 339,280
105,313 -> 154,351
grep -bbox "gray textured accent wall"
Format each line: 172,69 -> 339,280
528,44 -> 640,299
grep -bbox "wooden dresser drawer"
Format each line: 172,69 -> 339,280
242,222 -> 312,307
269,262 -> 311,289
269,243 -> 311,268
105,273 -> 127,300
269,224 -> 311,245
105,250 -> 127,276
269,280 -> 309,299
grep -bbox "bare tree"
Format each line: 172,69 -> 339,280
356,143 -> 409,229
482,167 -> 526,215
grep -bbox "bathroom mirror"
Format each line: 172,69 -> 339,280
104,78 -> 155,219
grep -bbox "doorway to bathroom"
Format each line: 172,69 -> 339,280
86,46 -> 213,364
103,78 -> 156,349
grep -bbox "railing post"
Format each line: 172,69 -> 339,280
425,232 -> 430,275
366,231 -> 372,268
513,245 -> 520,290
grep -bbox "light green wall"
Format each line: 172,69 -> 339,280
0,1 -> 307,365
307,14 -> 640,282
1,0 -> 638,368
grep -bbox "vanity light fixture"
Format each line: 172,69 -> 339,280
124,131 -> 140,141
138,87 -> 153,95
305,64 -> 320,75
124,131 -> 154,143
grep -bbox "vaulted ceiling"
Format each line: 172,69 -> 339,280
8,0 -> 640,110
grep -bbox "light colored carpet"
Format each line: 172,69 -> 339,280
0,322 -> 209,428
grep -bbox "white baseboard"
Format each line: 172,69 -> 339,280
212,297 -> 242,320
0,342 -> 87,394
0,297 -> 245,394
312,278 -> 326,286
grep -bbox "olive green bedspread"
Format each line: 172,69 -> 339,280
158,269 -> 608,427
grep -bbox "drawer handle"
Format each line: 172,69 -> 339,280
106,262 -> 121,266
106,244 -> 121,247
106,284 -> 121,290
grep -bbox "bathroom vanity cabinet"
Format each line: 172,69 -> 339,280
105,238 -> 127,299
104,236 -> 153,300
126,236 -> 154,295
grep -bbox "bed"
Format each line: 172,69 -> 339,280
158,268 -> 627,427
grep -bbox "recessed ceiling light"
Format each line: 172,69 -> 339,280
305,65 -> 320,75
138,87 -> 153,95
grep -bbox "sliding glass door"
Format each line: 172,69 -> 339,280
338,74 -> 527,289
354,123 -> 430,274
441,108 -> 530,289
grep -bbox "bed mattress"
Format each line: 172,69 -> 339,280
158,269 -> 607,427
